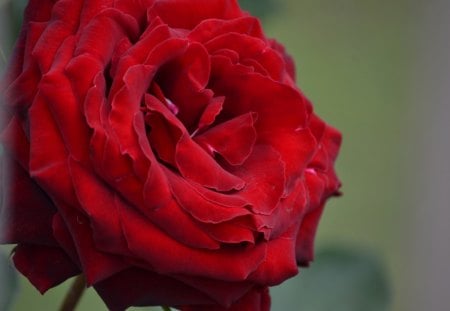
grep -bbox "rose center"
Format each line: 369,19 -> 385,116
149,81 -> 179,115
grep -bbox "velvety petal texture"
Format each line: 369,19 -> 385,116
0,0 -> 341,310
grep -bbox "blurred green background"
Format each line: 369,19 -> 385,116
1,0 -> 447,310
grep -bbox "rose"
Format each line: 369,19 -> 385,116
0,0 -> 341,310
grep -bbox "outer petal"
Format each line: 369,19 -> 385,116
247,226 -> 299,286
172,276 -> 254,307
188,17 -> 264,44
181,286 -> 270,311
118,204 -> 267,282
68,158 -> 129,254
94,268 -> 214,311
227,145 -> 285,215
12,244 -> 80,294
53,202 -> 129,285
295,202 -> 326,266
28,89 -> 77,206
0,159 -> 56,245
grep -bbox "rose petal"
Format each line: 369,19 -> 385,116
145,94 -> 245,192
84,76 -> 150,209
94,268 -> 214,311
194,112 -> 257,166
253,179 -> 308,240
248,226 -> 298,286
0,159 -> 56,245
240,58 -> 270,77
305,168 -> 326,211
210,56 -> 308,130
28,93 -> 78,206
143,199 -> 221,250
155,42 -> 213,130
53,200 -> 128,285
308,114 -> 342,195
268,129 -> 317,194
180,180 -> 249,210
181,286 -> 270,311
0,116 -> 30,169
176,131 -> 245,191
269,39 -> 297,83
38,39 -> 92,163
31,0 -> 83,73
73,9 -> 139,62
119,205 -> 266,281
108,38 -> 189,166
110,21 -> 172,95
173,275 -> 254,308
68,158 -> 129,254
205,33 -> 266,62
199,219 -> 256,245
104,172 -> 220,250
144,96 -> 181,165
210,57 -> 315,189
205,31 -> 290,82
12,244 -> 80,294
52,213 -> 81,268
195,96 -> 224,133
227,145 -> 285,215
295,202 -> 326,266
189,17 -> 264,44
166,168 -> 250,224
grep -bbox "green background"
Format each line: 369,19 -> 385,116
0,0 -> 431,310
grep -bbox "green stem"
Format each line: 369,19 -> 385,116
59,275 -> 86,311
161,307 -> 172,311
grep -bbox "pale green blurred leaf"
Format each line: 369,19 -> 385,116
0,0 -> 26,63
10,0 -> 27,33
238,0 -> 278,19
272,247 -> 390,311
0,249 -> 19,311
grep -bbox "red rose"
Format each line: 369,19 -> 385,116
0,0 -> 341,310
